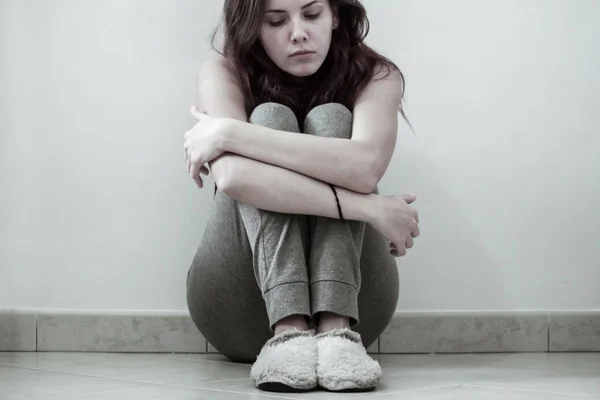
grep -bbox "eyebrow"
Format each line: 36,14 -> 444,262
266,0 -> 320,14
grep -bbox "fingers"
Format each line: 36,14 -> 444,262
401,193 -> 417,204
190,105 -> 206,121
389,195 -> 421,256
190,162 -> 203,189
184,117 -> 208,189
391,218 -> 419,257
390,247 -> 406,257
389,241 -> 407,257
408,201 -> 420,236
185,151 -> 208,188
186,148 -> 205,188
411,222 -> 420,238
390,237 -> 414,257
399,193 -> 419,222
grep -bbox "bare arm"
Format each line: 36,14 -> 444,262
216,153 -> 375,222
199,57 -> 376,222
220,66 -> 404,194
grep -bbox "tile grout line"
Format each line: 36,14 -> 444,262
35,310 -> 38,351
547,311 -> 551,352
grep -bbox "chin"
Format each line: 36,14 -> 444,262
285,62 -> 323,77
290,69 -> 318,77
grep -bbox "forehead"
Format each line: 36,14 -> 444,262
264,0 -> 326,10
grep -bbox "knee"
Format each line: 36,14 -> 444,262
306,103 -> 352,118
303,103 -> 353,139
249,102 -> 300,132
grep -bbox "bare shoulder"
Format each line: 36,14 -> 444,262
197,56 -> 239,92
196,55 -> 246,120
355,63 -> 404,109
198,55 -> 228,81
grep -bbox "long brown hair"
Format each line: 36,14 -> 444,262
211,0 -> 409,125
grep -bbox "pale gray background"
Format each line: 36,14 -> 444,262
1,0 -> 599,312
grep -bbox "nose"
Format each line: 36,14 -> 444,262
290,19 -> 308,43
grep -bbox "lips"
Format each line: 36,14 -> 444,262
290,50 -> 315,57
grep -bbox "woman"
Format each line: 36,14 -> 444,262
184,0 -> 420,393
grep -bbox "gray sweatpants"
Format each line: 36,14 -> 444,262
186,103 -> 399,362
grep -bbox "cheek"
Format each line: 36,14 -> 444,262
260,30 -> 286,61
315,26 -> 333,49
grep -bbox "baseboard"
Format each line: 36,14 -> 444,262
1,310 -> 598,353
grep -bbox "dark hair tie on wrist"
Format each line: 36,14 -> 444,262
329,184 -> 344,221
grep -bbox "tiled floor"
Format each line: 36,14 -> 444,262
0,352 -> 598,399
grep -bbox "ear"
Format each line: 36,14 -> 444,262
330,4 -> 339,30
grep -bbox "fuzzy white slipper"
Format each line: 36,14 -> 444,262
316,328 -> 382,392
250,329 -> 317,392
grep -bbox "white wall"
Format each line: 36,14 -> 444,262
1,0 -> 599,312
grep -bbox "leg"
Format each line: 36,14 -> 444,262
239,103 -> 312,332
303,103 -> 399,343
186,103 -> 312,363
304,105 -> 365,330
243,103 -> 320,392
355,223 -> 399,347
303,103 -> 399,392
186,190 -> 272,363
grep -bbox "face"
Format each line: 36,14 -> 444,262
260,0 -> 338,77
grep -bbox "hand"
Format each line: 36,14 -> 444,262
369,194 -> 420,257
184,106 -> 231,188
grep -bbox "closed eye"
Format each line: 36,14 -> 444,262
266,12 -> 321,27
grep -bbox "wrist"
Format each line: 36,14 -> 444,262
219,118 -> 241,153
338,189 -> 378,224
359,193 -> 379,224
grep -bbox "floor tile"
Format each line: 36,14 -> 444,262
539,352 -> 600,372
33,385 -> 296,400
475,369 -> 600,398
351,385 -> 600,399
0,365 -> 140,400
374,353 -> 600,384
192,376 -> 446,400
373,353 -> 552,385
0,352 -> 250,388
166,353 -> 252,367
2,352 -> 599,400
370,353 -> 600,398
